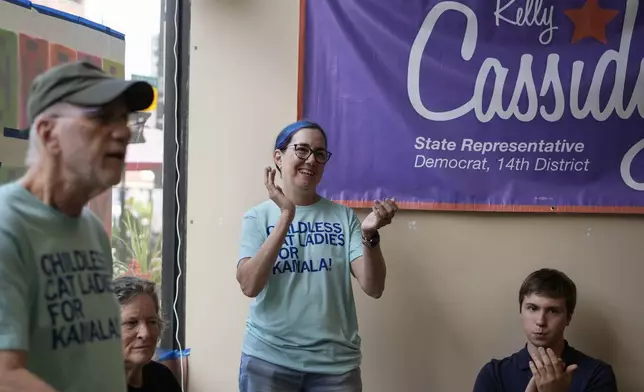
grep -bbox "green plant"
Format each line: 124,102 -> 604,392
112,197 -> 162,284
112,248 -> 130,277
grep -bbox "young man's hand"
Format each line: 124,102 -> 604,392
528,347 -> 578,392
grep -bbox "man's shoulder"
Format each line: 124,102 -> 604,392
0,182 -> 22,195
80,207 -> 107,230
567,344 -> 618,385
479,347 -> 524,372
0,182 -> 54,227
0,182 -> 26,214
474,347 -> 525,390
569,344 -> 612,366
0,183 -> 32,234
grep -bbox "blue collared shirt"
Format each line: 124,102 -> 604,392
473,341 -> 618,392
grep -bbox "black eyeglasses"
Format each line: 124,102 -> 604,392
289,144 -> 332,164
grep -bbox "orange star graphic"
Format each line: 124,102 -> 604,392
563,0 -> 619,44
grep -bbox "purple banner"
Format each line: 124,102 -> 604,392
302,0 -> 644,213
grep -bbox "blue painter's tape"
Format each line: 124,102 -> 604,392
3,127 -> 29,140
32,4 -> 82,24
0,0 -> 125,41
105,28 -> 125,41
74,18 -> 125,40
157,348 -> 191,361
77,17 -> 108,34
1,0 -> 30,9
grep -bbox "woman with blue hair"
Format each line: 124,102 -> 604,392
235,120 -> 398,391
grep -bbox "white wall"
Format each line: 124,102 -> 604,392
186,0 -> 301,389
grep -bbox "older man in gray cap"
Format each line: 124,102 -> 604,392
0,61 -> 154,391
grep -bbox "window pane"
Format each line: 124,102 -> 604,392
90,0 -> 166,290
33,0 -> 167,303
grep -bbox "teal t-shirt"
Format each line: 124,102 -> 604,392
238,197 -> 364,374
0,182 -> 127,391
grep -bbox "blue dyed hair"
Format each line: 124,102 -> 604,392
274,120 -> 327,151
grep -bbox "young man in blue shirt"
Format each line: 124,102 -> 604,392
473,268 -> 618,392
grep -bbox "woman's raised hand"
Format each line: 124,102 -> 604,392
264,167 -> 295,214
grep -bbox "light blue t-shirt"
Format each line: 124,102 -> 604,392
238,197 -> 364,374
0,182 -> 127,391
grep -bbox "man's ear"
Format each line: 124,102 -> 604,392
38,118 -> 61,156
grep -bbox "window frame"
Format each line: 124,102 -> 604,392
160,0 -> 190,350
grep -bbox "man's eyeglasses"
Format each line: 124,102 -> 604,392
289,144 -> 332,164
128,112 -> 151,133
52,107 -> 150,143
79,107 -> 149,130
127,112 -> 151,143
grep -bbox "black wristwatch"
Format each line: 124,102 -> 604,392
362,230 -> 380,248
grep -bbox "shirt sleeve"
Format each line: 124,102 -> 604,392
348,210 -> 364,263
238,208 -> 266,263
472,362 -> 498,392
588,363 -> 619,392
0,228 -> 30,351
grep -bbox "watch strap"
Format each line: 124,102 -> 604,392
361,230 -> 380,248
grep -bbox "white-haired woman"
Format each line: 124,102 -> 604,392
111,276 -> 181,392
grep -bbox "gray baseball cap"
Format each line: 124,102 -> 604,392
27,61 -> 155,127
